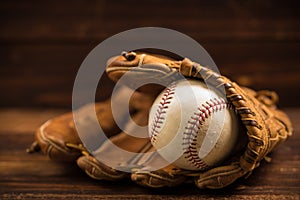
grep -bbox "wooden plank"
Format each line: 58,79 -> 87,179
0,0 -> 299,42
0,70 -> 114,107
0,108 -> 67,134
0,42 -> 299,107
1,18 -> 299,42
1,42 -> 300,72
0,108 -> 299,199
0,0 -> 299,108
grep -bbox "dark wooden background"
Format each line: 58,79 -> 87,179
1,1 -> 300,199
0,0 -> 299,108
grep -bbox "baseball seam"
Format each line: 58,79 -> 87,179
150,83 -> 176,144
182,97 -> 231,170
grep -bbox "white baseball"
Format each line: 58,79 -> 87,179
148,79 -> 239,171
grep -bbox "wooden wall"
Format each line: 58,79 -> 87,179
1,0 -> 299,108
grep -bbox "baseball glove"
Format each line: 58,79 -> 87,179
28,50 -> 293,189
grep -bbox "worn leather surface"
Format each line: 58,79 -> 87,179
30,51 -> 293,189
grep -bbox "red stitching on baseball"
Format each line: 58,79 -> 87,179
150,83 -> 176,143
182,97 -> 230,170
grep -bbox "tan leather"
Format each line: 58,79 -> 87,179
105,51 -> 293,189
30,100 -> 121,161
30,51 -> 293,189
77,155 -> 128,181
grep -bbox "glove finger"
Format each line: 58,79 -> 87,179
131,166 -> 187,188
28,86 -> 136,161
130,148 -> 187,188
30,100 -> 123,161
77,155 -> 128,181
31,111 -> 82,161
195,163 -> 246,189
28,101 -> 118,161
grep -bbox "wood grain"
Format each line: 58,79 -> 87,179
1,0 -> 299,42
0,0 -> 299,108
0,108 -> 299,199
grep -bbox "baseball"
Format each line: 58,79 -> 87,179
148,79 -> 240,171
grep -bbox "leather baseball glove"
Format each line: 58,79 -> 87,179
28,50 -> 293,189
